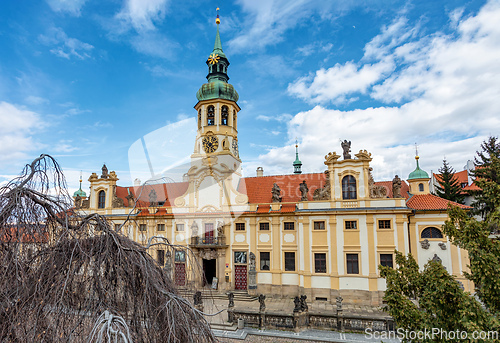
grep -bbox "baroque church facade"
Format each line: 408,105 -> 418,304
74,17 -> 471,306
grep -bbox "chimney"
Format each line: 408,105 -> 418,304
256,167 -> 264,177
183,173 -> 189,182
134,178 -> 141,187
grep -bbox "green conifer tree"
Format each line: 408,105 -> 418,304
381,137 -> 500,339
434,159 -> 465,204
469,136 -> 500,219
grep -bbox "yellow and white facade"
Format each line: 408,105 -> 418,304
76,18 -> 472,306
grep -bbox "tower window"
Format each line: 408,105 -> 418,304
198,109 -> 201,129
233,110 -> 236,128
98,190 -> 106,208
342,175 -> 357,199
207,106 -> 215,126
221,106 -> 228,125
419,183 -> 424,192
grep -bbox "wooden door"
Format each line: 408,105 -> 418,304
174,263 -> 186,286
234,265 -> 247,290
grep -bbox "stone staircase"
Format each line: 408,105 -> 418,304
177,288 -> 258,302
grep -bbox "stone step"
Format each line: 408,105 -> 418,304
177,289 -> 258,302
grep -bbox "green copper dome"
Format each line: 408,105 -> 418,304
196,17 -> 238,103
196,80 -> 239,102
73,187 -> 86,197
408,157 -> 429,180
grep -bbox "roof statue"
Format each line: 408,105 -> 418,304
341,140 -> 351,159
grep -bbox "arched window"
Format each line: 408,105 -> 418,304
207,106 -> 215,126
342,175 -> 357,199
198,109 -> 201,129
233,110 -> 236,128
98,190 -> 106,209
221,106 -> 228,125
419,183 -> 424,192
421,227 -> 443,239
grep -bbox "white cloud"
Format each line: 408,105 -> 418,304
25,96 -> 50,105
257,113 -> 292,122
115,0 -> 169,32
45,0 -> 87,16
39,27 -> 94,60
0,102 -> 43,162
288,59 -> 395,104
229,0 -> 388,53
130,32 -> 179,59
229,0 -> 318,52
256,0 -> 500,180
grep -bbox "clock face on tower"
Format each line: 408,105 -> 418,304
202,135 -> 219,153
232,138 -> 239,156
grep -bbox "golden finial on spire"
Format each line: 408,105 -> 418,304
415,143 -> 419,160
216,7 -> 220,24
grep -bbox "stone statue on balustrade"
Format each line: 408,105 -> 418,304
271,183 -> 282,202
392,175 -> 403,198
299,180 -> 309,201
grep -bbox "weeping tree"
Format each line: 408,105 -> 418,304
0,155 -> 216,342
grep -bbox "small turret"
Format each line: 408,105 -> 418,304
293,140 -> 302,174
408,147 -> 430,194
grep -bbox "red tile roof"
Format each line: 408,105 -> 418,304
433,169 -> 480,194
1,226 -> 49,243
116,182 -> 189,207
374,180 -> 410,199
406,194 -> 470,211
239,173 -> 327,203
256,205 -> 271,213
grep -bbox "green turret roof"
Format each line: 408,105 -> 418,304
212,24 -> 226,59
293,141 -> 302,174
408,157 -> 429,180
196,11 -> 239,103
73,182 -> 86,197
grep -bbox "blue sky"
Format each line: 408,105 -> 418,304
1,0 -> 499,194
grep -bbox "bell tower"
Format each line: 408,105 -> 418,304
193,8 -> 240,160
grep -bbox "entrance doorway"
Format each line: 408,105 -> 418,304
203,259 -> 216,287
234,265 -> 247,290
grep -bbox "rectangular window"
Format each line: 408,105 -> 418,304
346,254 -> 359,274
314,253 -> 327,273
236,223 -> 245,231
345,220 -> 357,230
380,254 -> 393,268
284,252 -> 296,271
157,250 -> 165,266
378,220 -> 391,229
175,250 -> 186,262
314,221 -> 325,230
176,223 -> 184,231
284,222 -> 295,230
157,224 -> 165,231
234,251 -> 247,264
260,252 -> 270,271
259,222 -> 270,231
139,224 -> 147,232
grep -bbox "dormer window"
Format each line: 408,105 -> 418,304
221,106 -> 228,125
342,175 -> 357,199
207,106 -> 215,126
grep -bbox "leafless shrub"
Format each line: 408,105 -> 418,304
0,155 -> 216,342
